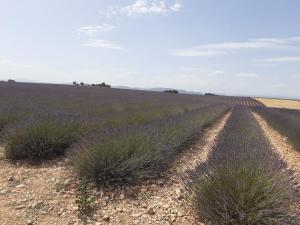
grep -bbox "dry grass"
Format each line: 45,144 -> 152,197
256,98 -> 300,110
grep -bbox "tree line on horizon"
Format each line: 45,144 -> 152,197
72,81 -> 111,88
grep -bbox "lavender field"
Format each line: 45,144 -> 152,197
0,82 -> 232,166
0,82 -> 299,225
1,1 -> 299,224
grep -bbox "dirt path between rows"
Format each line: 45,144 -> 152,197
0,112 -> 230,225
0,150 -> 78,225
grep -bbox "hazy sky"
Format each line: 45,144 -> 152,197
0,0 -> 300,98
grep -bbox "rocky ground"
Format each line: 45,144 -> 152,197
0,152 -> 78,225
0,112 -> 230,225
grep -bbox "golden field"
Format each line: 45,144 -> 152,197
256,97 -> 300,110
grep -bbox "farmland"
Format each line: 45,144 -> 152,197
256,97 -> 300,110
0,82 -> 299,225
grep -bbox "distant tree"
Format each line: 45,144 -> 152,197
76,81 -> 111,88
7,79 -> 16,83
96,82 -> 111,88
164,89 -> 179,94
205,93 -> 216,96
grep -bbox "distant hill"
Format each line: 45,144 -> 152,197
113,85 -> 144,91
113,86 -> 203,95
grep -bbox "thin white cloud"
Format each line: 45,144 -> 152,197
170,49 -> 226,57
271,83 -> 285,88
236,72 -> 259,78
83,39 -> 124,50
78,24 -> 115,37
262,56 -> 300,62
0,56 -> 16,66
0,56 -> 35,69
170,37 -> 300,57
251,37 -> 300,44
106,0 -> 182,17
253,62 -> 275,67
211,70 -> 225,75
170,0 -> 182,12
200,42 -> 279,50
0,56 -> 70,83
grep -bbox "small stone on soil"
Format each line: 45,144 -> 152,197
147,207 -> 155,215
15,205 -> 26,210
26,219 -> 34,225
103,216 -> 110,222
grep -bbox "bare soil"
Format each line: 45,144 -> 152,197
0,152 -> 78,225
0,112 -> 231,225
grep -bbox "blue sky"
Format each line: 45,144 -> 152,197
0,0 -> 300,98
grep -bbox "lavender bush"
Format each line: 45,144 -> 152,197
1,113 -> 85,164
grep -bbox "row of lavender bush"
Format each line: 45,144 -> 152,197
71,104 -> 229,184
186,107 -> 298,225
254,107 -> 300,151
